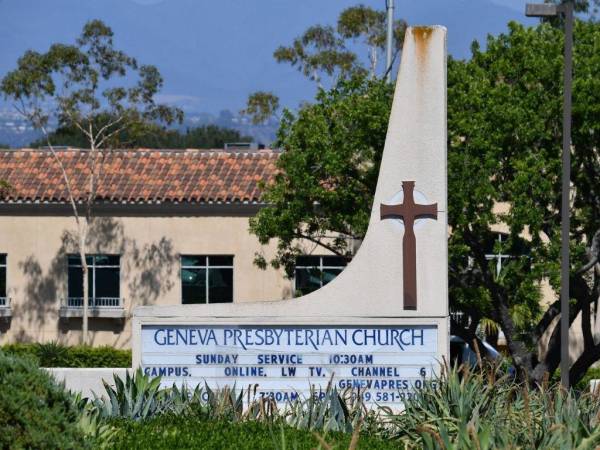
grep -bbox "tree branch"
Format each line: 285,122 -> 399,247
39,126 -> 82,229
577,229 -> 600,275
570,342 -> 600,386
93,114 -> 125,146
297,232 -> 348,257
95,122 -> 127,150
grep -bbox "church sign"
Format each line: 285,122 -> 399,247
140,324 -> 438,405
133,25 -> 449,410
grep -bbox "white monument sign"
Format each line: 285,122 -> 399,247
133,26 -> 449,409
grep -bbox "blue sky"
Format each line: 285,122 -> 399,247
0,0 -> 536,115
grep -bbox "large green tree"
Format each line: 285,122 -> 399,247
250,74 -> 392,275
448,20 -> 600,383
1,20 -> 180,344
251,19 -> 600,384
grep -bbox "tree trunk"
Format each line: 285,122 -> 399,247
79,224 -> 89,345
370,46 -> 377,78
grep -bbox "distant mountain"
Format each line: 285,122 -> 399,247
0,0 -> 535,118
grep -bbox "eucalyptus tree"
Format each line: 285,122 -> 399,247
1,20 -> 181,344
241,4 -> 406,126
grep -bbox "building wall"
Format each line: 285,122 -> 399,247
0,213 -> 293,348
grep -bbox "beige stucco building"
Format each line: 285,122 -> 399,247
0,148 -> 307,348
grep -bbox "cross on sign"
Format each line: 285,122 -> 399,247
380,181 -> 438,310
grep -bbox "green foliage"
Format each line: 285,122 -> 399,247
1,20 -> 181,137
90,365 -> 600,448
273,5 -> 406,85
274,25 -> 358,86
250,74 -> 392,276
576,366 -> 600,391
1,342 -> 131,367
388,363 -> 600,449
109,415 -> 392,450
285,384 -> 367,433
244,4 -> 405,124
241,91 -> 280,125
337,5 -> 407,76
545,0 -> 600,14
90,368 -> 171,421
0,352 -> 88,449
447,19 -> 600,382
1,20 -> 183,345
90,369 -> 367,434
29,122 -> 251,149
253,17 -> 600,383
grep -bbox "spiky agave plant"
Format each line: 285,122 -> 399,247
387,362 -> 600,449
285,381 -> 367,433
90,368 -> 170,420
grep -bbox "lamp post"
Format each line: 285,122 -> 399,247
385,0 -> 395,82
526,0 -> 574,389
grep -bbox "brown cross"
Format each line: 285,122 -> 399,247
380,181 -> 437,310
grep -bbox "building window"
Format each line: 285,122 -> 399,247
67,255 -> 120,307
484,233 -> 512,277
0,254 -> 6,305
294,255 -> 348,296
181,255 -> 233,304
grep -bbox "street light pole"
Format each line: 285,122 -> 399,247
560,0 -> 574,390
526,0 -> 574,389
385,0 -> 394,82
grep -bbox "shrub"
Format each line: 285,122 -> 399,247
389,363 -> 600,449
1,342 -> 131,367
0,352 -> 89,449
109,414 -> 394,450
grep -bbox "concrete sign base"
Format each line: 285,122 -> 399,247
133,25 -> 449,409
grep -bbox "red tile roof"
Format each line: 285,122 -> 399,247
0,148 -> 280,204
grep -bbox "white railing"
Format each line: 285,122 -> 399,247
65,297 -> 122,308
0,297 -> 9,307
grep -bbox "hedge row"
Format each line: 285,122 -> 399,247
110,415 -> 396,450
1,342 -> 131,367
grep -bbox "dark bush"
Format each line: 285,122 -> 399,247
110,414 -> 394,449
1,343 -> 131,367
0,352 -> 88,449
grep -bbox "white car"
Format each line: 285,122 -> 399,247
450,335 -> 502,368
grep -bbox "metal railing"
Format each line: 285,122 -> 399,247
65,297 -> 122,308
0,297 -> 9,307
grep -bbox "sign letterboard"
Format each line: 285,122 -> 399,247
140,324 -> 438,407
